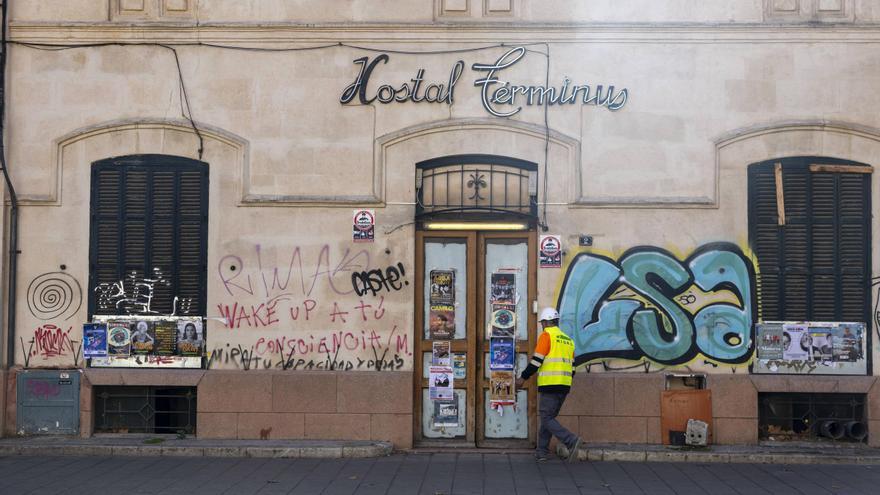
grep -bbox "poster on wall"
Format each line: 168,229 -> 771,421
82,323 -> 108,359
352,209 -> 375,243
130,320 -> 155,355
176,320 -> 205,356
153,320 -> 177,356
782,324 -> 811,361
490,273 -> 515,304
429,305 -> 455,339
107,322 -> 131,356
756,322 -> 784,360
753,321 -> 867,375
489,370 -> 515,403
429,270 -> 455,305
432,341 -> 451,366
539,235 -> 562,268
489,338 -> 515,370
429,366 -> 454,400
433,399 -> 460,427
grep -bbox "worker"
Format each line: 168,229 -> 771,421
516,307 -> 583,462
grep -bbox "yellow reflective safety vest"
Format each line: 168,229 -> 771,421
537,326 -> 575,388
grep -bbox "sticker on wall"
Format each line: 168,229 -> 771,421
429,366 -> 454,400
539,235 -> 562,268
107,322 -> 131,356
433,398 -> 460,427
130,320 -> 155,355
352,209 -> 375,243
82,323 -> 108,359
432,341 -> 451,366
429,270 -> 455,305
452,353 -> 467,380
489,338 -> 515,370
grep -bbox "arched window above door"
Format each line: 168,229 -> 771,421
415,154 -> 538,228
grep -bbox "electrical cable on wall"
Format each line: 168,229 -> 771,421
9,39 -> 559,225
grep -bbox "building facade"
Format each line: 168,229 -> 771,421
2,0 -> 880,448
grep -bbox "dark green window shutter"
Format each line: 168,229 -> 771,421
89,155 -> 208,317
748,157 -> 871,323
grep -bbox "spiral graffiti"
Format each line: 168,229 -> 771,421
27,272 -> 82,321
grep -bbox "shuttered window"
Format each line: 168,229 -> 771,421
89,155 -> 209,317
748,157 -> 871,323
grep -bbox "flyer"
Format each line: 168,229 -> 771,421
490,304 -> 516,338
490,272 -> 516,304
808,327 -> 834,361
153,320 -> 177,356
452,353 -> 467,380
756,323 -> 784,360
82,323 -> 108,359
833,323 -> 864,362
107,322 -> 131,356
352,209 -> 375,243
429,304 -> 455,339
429,366 -> 454,400
177,319 -> 205,356
433,398 -> 460,427
539,235 -> 562,268
782,324 -> 810,361
489,370 -> 515,403
429,270 -> 455,305
489,338 -> 515,370
130,320 -> 155,355
432,341 -> 451,366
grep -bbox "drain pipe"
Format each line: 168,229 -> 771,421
0,0 -> 20,370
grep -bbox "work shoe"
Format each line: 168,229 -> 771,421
535,452 -> 549,462
567,437 -> 584,463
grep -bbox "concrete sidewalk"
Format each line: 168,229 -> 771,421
2,435 -> 880,464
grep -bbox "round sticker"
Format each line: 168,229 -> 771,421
353,210 -> 374,231
540,236 -> 561,256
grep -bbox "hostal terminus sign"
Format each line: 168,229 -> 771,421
340,46 -> 628,117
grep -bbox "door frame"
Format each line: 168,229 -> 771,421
413,229 -> 537,448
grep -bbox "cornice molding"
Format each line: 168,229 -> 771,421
11,21 -> 880,44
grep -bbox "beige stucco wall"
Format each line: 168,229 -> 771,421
4,2 -> 880,380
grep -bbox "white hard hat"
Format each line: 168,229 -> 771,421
539,307 -> 560,321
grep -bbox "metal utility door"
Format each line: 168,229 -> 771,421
16,370 -> 80,435
414,231 -> 536,448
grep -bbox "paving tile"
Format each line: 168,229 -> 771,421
352,454 -> 405,495
289,458 -> 348,495
386,453 -> 431,495
255,458 -> 322,495
418,453 -> 457,495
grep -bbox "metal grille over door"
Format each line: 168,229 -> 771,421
416,154 -> 538,224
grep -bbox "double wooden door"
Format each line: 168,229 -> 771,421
414,231 -> 537,447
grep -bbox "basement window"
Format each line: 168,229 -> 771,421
759,392 -> 867,443
94,386 -> 197,435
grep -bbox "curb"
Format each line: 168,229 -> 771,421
0,442 -> 393,459
576,447 -> 880,465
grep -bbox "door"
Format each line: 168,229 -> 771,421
414,230 -> 536,447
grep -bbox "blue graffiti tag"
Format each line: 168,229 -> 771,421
558,243 -> 755,366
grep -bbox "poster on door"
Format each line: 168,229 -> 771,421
489,304 -> 516,338
489,370 -> 515,404
432,341 -> 451,366
428,304 -> 455,339
429,366 -> 454,400
352,209 -> 375,243
489,338 -> 515,370
429,270 -> 455,305
539,235 -> 562,268
433,398 -> 460,427
490,272 -> 515,304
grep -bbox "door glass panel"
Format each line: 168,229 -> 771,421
422,389 -> 466,438
484,240 -> 529,341
484,390 -> 528,438
424,240 -> 467,340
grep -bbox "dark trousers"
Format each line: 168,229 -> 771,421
538,391 -> 577,455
